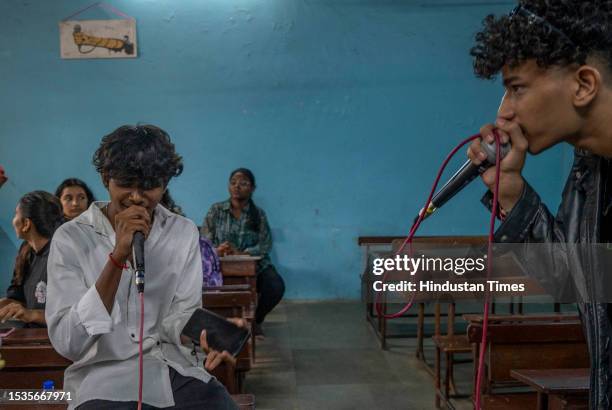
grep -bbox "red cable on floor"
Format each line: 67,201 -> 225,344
374,132 -> 503,410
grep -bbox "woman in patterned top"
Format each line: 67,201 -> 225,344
201,168 -> 285,335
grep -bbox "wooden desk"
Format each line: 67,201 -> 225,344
464,315 -> 588,409
0,328 -> 71,390
220,256 -> 260,301
463,314 -> 579,324
203,288 -> 255,392
360,235 -> 490,350
510,368 -> 589,410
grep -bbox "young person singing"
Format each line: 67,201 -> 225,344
468,2 -> 612,407
46,125 -> 239,410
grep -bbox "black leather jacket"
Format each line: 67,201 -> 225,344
485,148 -> 611,409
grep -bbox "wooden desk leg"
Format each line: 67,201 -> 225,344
435,344 -> 441,409
471,343 -> 480,403
449,352 -> 457,395
380,298 -> 387,350
444,352 -> 451,403
536,392 -> 547,410
251,322 -> 256,362
416,303 -> 425,359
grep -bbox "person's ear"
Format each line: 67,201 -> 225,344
573,65 -> 601,108
21,218 -> 32,235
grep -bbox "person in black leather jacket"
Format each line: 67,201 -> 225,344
468,2 -> 612,408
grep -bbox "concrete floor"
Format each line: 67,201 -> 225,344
244,301 -> 473,410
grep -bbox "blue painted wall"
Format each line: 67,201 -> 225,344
0,0 -> 572,299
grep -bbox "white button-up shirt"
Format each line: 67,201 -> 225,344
46,202 -> 210,409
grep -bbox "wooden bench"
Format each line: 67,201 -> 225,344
433,303 -> 472,409
220,256 -> 260,358
0,328 -> 71,390
203,288 -> 254,393
465,314 -> 588,409
0,324 -> 252,398
359,235 -> 488,350
510,368 -> 589,410
220,256 -> 260,307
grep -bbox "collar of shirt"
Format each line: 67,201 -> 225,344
220,199 -> 251,213
34,240 -> 51,257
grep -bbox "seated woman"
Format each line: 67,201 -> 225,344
55,178 -> 96,221
202,168 -> 285,334
0,191 -> 64,327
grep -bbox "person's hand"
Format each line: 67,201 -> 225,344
467,120 -> 527,213
200,330 -> 236,370
227,317 -> 247,328
216,242 -> 231,256
111,206 -> 151,263
216,242 -> 235,256
0,302 -> 30,323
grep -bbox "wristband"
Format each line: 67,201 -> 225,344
109,253 -> 128,269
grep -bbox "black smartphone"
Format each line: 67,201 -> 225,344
181,308 -> 250,357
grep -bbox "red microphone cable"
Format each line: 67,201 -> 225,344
475,134 -> 501,410
137,292 -> 144,410
374,133 -> 482,318
374,132 -> 503,410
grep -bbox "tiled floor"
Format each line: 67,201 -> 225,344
244,301 -> 473,410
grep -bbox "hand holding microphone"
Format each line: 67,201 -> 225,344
416,119 -> 529,222
111,206 -> 151,265
468,120 -> 528,213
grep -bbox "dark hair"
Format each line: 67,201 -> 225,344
13,191 -> 64,286
55,178 -> 96,206
229,168 -> 261,231
471,1 -> 612,79
93,125 -> 183,190
19,191 -> 64,238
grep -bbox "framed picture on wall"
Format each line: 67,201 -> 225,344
59,19 -> 137,59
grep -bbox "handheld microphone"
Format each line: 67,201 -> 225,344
416,139 -> 511,222
132,232 -> 145,293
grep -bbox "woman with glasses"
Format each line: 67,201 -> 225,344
201,168 -> 285,335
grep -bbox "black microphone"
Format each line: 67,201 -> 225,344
416,139 -> 511,223
132,232 -> 145,293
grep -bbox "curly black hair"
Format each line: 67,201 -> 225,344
471,1 -> 612,79
93,125 -> 183,189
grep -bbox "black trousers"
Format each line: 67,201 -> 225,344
255,264 -> 285,324
77,368 -> 239,410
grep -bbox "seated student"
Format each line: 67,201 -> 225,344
202,168 -> 285,335
46,125 -> 239,410
55,178 -> 96,221
200,236 -> 223,288
0,191 -> 63,327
